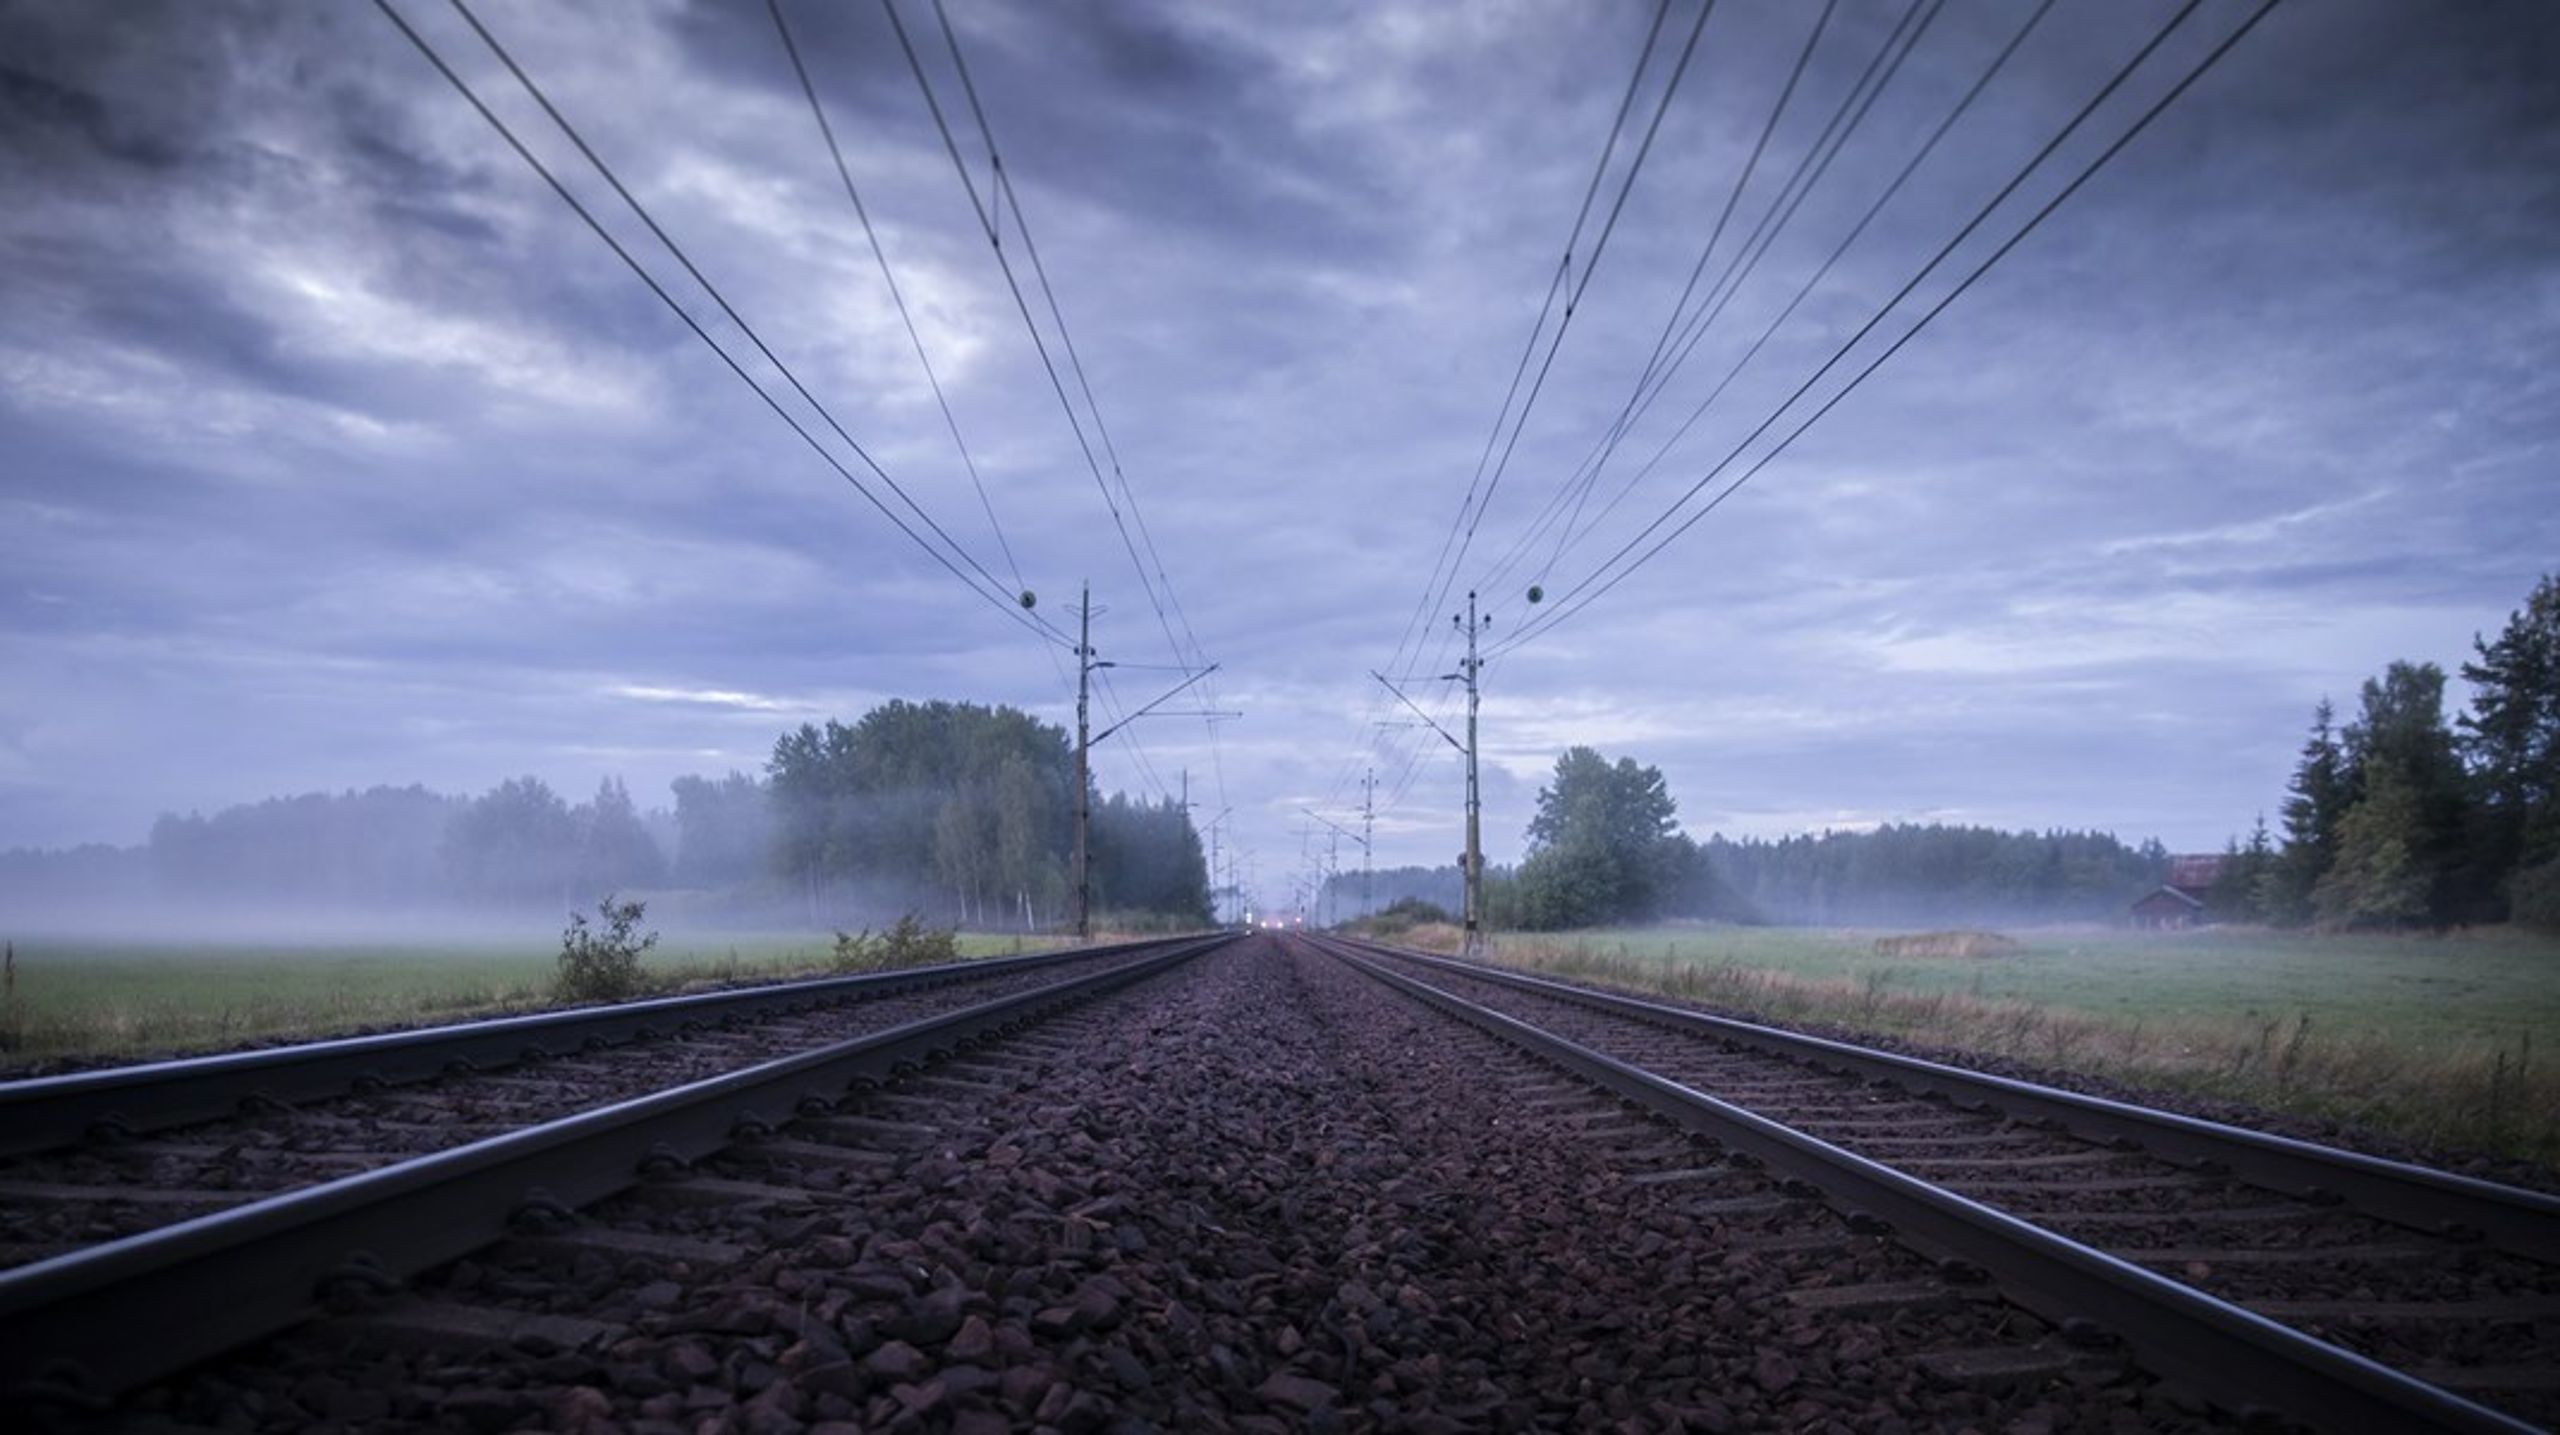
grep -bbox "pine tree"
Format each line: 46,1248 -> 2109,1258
2215,814 -> 2274,924
2266,700 -> 2350,924
2460,573 -> 2560,883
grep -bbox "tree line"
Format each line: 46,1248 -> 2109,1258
0,699 -> 1211,931
1324,747 -> 2166,930
765,700 -> 1208,928
2214,573 -> 2558,930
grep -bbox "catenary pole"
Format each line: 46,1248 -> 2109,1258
1458,591 -> 1489,956
1073,581 -> 1095,940
1360,768 -> 1377,918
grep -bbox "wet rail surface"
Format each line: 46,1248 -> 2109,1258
1321,932 -> 2559,1432
51,935 -> 2241,1433
0,938 -> 1193,1271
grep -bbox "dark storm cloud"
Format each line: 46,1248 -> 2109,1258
666,0 -> 1399,265
0,0 -> 2553,913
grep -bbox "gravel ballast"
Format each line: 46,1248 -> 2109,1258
93,935 -> 2234,1432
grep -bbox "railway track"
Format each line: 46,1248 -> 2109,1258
84,935 -> 2241,1432
0,935 -> 1190,1268
0,931 -> 1236,1405
1312,932 -> 2560,1433
8,930 -> 2547,1430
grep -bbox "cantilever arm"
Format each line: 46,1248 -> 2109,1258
1369,670 -> 1464,754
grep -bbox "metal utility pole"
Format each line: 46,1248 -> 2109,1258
1360,768 -> 1377,919
1456,591 -> 1488,956
1069,584 -> 1233,941
1369,586 -> 1493,956
1322,829 -> 1340,926
1300,804 -> 1370,928
1206,815 -> 1222,926
1072,582 -> 1100,941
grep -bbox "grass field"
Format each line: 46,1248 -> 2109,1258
1419,923 -> 2560,1173
0,929 -> 1062,1068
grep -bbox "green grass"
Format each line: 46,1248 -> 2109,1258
0,930 -> 1060,1068
1544,925 -> 2560,1049
1443,923 -> 2560,1174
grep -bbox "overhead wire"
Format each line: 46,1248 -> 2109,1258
393,0 -> 1063,648
763,0 -> 1080,715
1473,0 -> 1926,608
932,0 -> 1235,825
892,0 -> 1232,837
1328,0 -> 1684,826
881,0 -> 1191,668
1493,0 -> 2279,657
1377,0 -> 1685,694
1380,0 -> 1720,765
765,0 -> 1029,603
1516,0 -> 2044,600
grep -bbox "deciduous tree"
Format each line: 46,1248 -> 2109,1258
2342,661 -> 2468,922
2313,771 -> 2432,928
1515,747 -> 1681,929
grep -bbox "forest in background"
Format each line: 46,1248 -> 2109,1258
1323,816 -> 2165,930
0,699 -> 1210,933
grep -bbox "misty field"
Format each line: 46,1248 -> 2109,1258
1463,924 -> 2560,1172
0,930 -> 1059,1068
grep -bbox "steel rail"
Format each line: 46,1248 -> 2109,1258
1333,934 -> 2560,1260
1316,936 -> 2536,1435
0,931 -> 1236,1401
0,932 -> 1213,1158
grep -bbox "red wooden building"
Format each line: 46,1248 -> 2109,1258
2130,854 -> 2226,929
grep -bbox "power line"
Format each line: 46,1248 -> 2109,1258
764,0 -> 1081,716
1475,0 -> 1927,607
406,0 -> 1060,648
1515,0 -> 2041,602
1330,0 -> 1684,824
887,0 -> 1234,830
882,0 -> 1200,669
1379,0 -> 1687,693
765,0 -> 1028,600
1496,0 -> 2277,657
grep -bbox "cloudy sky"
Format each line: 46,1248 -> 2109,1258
3,0 -> 2553,908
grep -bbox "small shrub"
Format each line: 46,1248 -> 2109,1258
832,913 -> 960,973
557,895 -> 658,1002
1361,898 -> 1456,940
